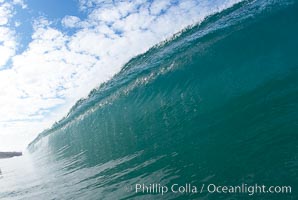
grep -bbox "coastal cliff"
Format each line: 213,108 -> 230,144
0,152 -> 22,159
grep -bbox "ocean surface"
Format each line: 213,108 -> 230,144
1,0 -> 297,199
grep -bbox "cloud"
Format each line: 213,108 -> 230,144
0,27 -> 16,67
12,0 -> 27,9
62,15 -> 81,28
0,1 -> 12,25
0,0 -> 241,150
0,1 -> 17,68
149,0 -> 172,15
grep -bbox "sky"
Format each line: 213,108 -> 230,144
0,0 -> 240,151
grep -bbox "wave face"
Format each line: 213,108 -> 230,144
1,0 -> 298,199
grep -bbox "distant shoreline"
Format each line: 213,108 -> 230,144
0,152 -> 22,159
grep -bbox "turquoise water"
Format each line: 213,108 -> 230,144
1,0 -> 298,199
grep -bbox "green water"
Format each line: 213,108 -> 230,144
1,0 -> 298,199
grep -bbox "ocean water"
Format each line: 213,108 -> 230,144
1,0 -> 298,199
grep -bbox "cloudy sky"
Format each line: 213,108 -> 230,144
0,0 -> 240,151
